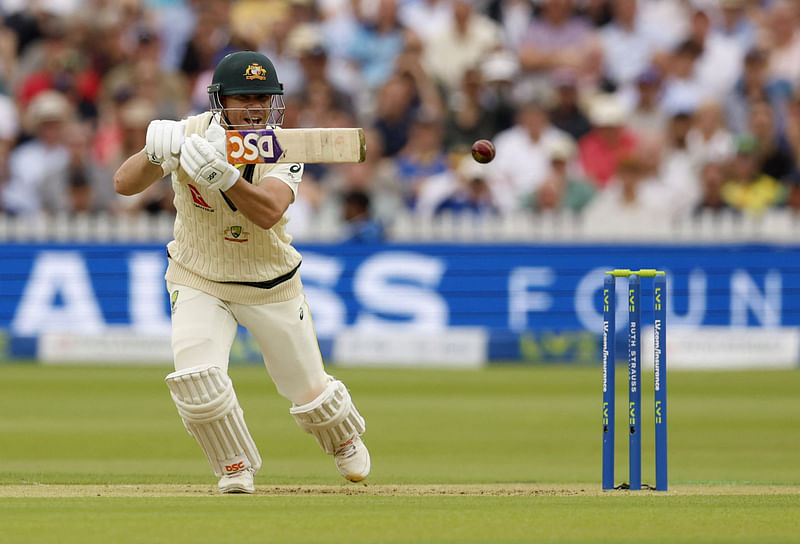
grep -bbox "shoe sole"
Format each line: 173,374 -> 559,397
219,484 -> 255,494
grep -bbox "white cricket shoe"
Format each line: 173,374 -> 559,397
218,468 -> 255,494
334,436 -> 371,482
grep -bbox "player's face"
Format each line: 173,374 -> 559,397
221,94 -> 284,128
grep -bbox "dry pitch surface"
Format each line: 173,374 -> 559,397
3,483 -> 799,498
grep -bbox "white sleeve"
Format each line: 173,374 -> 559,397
259,162 -> 303,199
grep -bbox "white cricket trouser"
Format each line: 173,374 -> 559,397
167,282 -> 328,405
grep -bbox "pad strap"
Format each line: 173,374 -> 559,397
166,364 -> 262,477
290,379 -> 366,455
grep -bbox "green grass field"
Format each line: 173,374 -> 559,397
1,363 -> 799,543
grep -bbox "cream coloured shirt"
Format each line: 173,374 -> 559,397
164,112 -> 305,304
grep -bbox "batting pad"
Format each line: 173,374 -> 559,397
290,379 -> 366,455
165,364 -> 262,477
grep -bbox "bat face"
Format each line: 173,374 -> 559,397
223,127 -> 366,164
225,129 -> 284,164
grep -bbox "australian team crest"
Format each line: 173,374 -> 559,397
224,225 -> 249,242
244,63 -> 267,80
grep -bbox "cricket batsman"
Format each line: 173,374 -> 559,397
113,51 -> 370,493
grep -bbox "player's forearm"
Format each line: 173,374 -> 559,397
223,177 -> 292,230
114,150 -> 166,196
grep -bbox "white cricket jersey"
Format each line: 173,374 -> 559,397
164,112 -> 305,304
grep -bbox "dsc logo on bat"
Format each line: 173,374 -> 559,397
225,129 -> 284,164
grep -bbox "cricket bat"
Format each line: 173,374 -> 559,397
225,128 -> 366,164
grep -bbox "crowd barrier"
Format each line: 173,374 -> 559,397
1,232 -> 798,368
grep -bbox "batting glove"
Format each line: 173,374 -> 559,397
180,134 -> 240,192
145,119 -> 185,174
205,120 -> 227,157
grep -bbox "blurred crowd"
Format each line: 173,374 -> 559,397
1,0 -> 800,240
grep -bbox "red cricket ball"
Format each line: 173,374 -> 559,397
471,139 -> 496,164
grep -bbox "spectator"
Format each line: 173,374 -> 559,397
747,99 -> 796,182
599,0 -> 659,90
784,91 -> 800,165
394,30 -> 445,122
547,68 -> 592,140
89,6 -> 144,82
413,154 -> 496,217
687,101 -> 735,165
259,17 -> 304,95
400,0 -> 453,42
783,172 -> 800,213
578,0 -> 613,28
578,92 -> 638,187
0,131 -> 13,213
153,0 -> 197,72
372,69 -> 438,157
394,111 -> 449,209
530,135 -> 595,213
182,1 -> 241,112
433,156 -> 499,217
113,98 -> 174,216
2,90 -> 72,217
486,0 -> 534,49
694,160 -> 738,216
722,134 -> 787,216
724,47 -> 789,135
16,14 -> 101,120
179,0 -> 235,81
517,0 -> 601,86
486,98 -> 574,212
582,150 -> 671,230
764,0 -> 800,90
346,0 -> 407,90
443,67 -> 501,153
318,0 -> 362,67
341,190 -> 385,242
320,127 -> 402,225
422,0 -> 503,94
660,110 -> 701,217
62,120 -> 117,215
2,4 -> 45,60
103,25 -> 190,121
0,92 -> 20,144
477,50 -> 517,136
0,24 -> 17,91
626,68 -> 668,140
66,170 -> 93,214
687,8 -> 743,102
716,0 -> 757,52
636,0 -> 690,53
287,23 -> 354,105
659,38 -> 704,116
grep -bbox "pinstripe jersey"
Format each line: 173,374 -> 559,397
164,112 -> 305,304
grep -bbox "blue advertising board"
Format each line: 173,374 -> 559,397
1,242 -> 798,361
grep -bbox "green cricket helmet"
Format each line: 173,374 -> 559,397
208,51 -> 285,128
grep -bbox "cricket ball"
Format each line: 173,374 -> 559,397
471,139 -> 496,164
